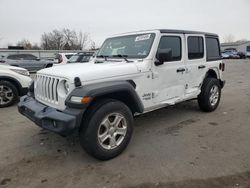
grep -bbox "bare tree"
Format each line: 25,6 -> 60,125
223,34 -> 235,43
53,29 -> 64,50
78,32 -> 90,50
40,28 -> 91,50
16,39 -> 41,50
41,33 -> 50,50
236,39 -> 248,43
41,30 -> 64,50
32,43 -> 41,50
17,39 -> 32,49
89,41 -> 100,51
62,28 -> 77,49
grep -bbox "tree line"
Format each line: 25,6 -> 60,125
16,28 -> 96,50
14,32 -> 249,49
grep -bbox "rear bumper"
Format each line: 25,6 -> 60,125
18,95 -> 84,136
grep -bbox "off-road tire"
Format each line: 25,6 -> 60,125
198,78 -> 221,112
79,99 -> 133,160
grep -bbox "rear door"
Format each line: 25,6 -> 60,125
13,54 -> 31,70
152,34 -> 186,104
185,35 -> 207,96
20,54 -> 42,71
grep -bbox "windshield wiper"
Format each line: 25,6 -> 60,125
96,55 -> 109,61
112,54 -> 133,62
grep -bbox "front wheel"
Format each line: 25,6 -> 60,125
0,81 -> 18,108
198,78 -> 221,112
80,99 -> 133,160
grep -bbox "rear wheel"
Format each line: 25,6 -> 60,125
80,99 -> 133,160
198,78 -> 221,112
0,81 -> 18,108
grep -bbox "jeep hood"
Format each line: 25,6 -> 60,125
38,61 -> 140,83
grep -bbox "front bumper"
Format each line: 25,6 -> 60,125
220,80 -> 226,89
18,95 -> 84,136
19,87 -> 28,96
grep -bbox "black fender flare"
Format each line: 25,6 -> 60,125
65,80 -> 144,113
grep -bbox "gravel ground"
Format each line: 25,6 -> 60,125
0,59 -> 250,188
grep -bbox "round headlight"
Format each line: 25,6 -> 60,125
57,80 -> 71,98
64,81 -> 70,94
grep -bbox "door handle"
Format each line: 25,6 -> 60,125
176,68 -> 186,73
198,65 -> 206,69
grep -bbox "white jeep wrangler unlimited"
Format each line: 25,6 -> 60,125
18,29 -> 225,160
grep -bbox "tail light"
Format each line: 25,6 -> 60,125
58,55 -> 63,64
219,63 -> 225,72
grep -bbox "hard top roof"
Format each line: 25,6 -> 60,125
115,29 -> 218,37
159,29 -> 218,37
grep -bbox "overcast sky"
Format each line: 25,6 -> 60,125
0,0 -> 249,48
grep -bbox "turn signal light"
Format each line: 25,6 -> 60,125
70,96 -> 92,103
81,96 -> 92,103
219,63 -> 225,72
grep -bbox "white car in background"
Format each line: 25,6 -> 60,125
55,53 -> 76,64
0,65 -> 32,107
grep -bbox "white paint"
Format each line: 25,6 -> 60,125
0,65 -> 32,88
35,30 -> 223,111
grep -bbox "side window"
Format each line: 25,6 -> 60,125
247,46 -> 250,52
80,55 -> 91,62
188,36 -> 204,59
16,54 -> 26,59
206,37 -> 221,61
157,36 -> 182,61
25,54 -> 37,60
65,55 -> 73,59
7,55 -> 18,60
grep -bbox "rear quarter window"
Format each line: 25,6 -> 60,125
206,37 -> 221,61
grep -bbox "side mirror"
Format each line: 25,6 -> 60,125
155,48 -> 172,66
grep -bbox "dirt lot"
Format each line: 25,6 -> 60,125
0,60 -> 250,188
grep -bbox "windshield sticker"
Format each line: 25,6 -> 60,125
135,34 -> 151,42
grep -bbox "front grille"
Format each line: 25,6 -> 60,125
35,75 -> 60,104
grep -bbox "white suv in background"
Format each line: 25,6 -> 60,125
0,65 -> 32,107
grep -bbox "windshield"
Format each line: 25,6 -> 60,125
68,55 -> 79,63
97,33 -> 155,59
68,54 -> 92,63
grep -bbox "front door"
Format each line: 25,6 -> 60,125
152,34 -> 186,105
